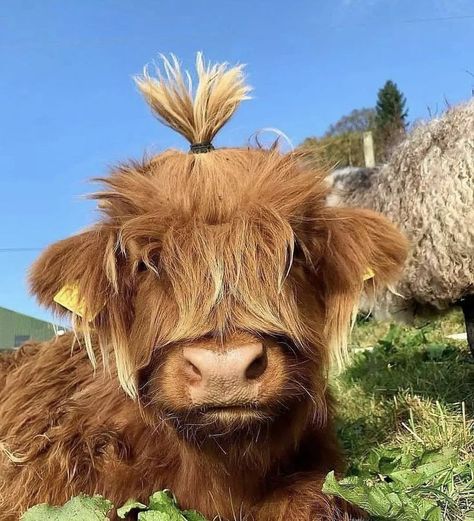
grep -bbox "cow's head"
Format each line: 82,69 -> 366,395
30,54 -> 407,446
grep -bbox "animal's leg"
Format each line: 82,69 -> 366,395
250,473 -> 365,520
460,295 -> 474,358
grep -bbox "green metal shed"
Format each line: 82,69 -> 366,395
0,306 -> 57,350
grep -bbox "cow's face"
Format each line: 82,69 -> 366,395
29,149 -> 407,442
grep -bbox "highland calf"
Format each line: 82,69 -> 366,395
0,55 -> 407,520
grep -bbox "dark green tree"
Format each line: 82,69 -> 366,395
375,80 -> 408,160
375,80 -> 408,129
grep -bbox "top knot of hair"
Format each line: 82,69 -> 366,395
135,53 -> 252,148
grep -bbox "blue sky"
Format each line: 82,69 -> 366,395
1,0 -> 473,322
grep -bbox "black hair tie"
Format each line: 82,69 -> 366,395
190,142 -> 215,154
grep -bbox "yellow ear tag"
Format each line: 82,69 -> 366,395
53,284 -> 98,320
363,267 -> 375,281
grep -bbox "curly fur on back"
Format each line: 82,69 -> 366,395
330,101 -> 474,317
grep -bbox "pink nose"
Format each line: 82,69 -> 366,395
182,343 -> 267,403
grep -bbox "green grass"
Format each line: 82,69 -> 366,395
330,310 -> 474,520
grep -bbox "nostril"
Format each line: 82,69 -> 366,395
186,360 -> 202,380
245,352 -> 268,380
182,347 -> 204,383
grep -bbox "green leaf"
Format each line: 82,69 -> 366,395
424,505 -> 442,521
182,510 -> 208,521
117,499 -> 148,518
323,471 -> 394,518
419,447 -> 456,466
362,446 -> 416,475
388,464 -> 446,488
146,491 -> 185,520
148,491 -> 177,510
322,471 -> 442,521
138,512 -> 176,521
21,495 -> 113,521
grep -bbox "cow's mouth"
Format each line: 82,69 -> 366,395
167,403 -> 275,440
199,404 -> 271,421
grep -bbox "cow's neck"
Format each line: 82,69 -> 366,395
159,406 -> 312,517
171,436 -> 270,517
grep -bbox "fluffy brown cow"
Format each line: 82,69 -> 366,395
0,55 -> 407,520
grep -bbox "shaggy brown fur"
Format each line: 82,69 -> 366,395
0,55 -> 407,520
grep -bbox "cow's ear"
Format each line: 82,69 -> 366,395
29,226 -> 118,320
315,207 -> 408,363
30,226 -> 141,397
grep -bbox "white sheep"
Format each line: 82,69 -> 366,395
330,101 -> 474,355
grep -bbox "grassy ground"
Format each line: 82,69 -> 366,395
331,310 -> 474,520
